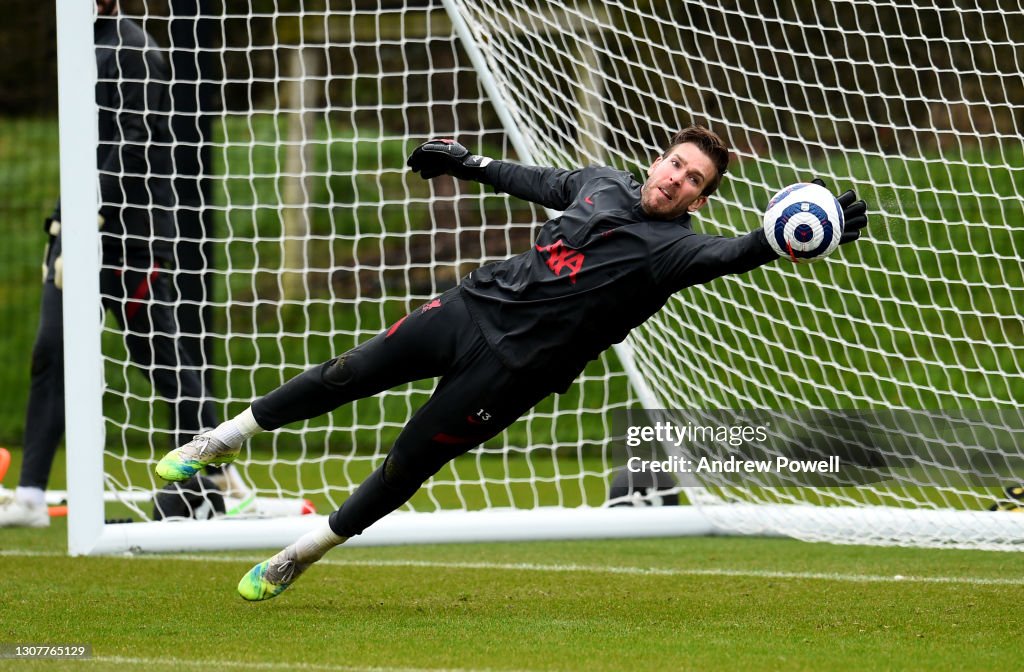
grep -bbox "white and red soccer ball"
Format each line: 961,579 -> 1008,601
762,182 -> 845,263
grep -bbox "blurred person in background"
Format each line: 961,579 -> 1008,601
0,0 -> 242,528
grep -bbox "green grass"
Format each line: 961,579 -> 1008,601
2,436 -> 1018,670
0,117 -> 59,445
2,517 -> 1022,671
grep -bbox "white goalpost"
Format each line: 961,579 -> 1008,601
59,0 -> 1024,555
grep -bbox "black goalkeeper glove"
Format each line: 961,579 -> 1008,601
811,178 -> 869,245
407,139 -> 493,182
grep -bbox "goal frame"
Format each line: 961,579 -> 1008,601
59,0 -> 107,557
59,2 -> 1024,556
57,0 -> 717,556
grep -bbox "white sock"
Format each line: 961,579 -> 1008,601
290,522 -> 347,563
211,407 -> 264,449
15,486 -> 45,508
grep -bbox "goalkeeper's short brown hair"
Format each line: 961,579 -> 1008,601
664,126 -> 729,196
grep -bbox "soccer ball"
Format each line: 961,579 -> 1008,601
762,182 -> 844,263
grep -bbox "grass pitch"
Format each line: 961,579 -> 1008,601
2,515 -> 1022,671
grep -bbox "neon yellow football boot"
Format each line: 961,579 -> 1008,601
155,432 -> 239,482
238,547 -> 311,601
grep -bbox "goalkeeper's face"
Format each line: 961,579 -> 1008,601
640,143 -> 715,220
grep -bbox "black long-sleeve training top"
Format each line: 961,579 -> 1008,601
458,161 -> 778,392
54,15 -> 175,261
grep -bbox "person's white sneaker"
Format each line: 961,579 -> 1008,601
0,495 -> 50,528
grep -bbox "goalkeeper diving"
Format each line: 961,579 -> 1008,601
155,126 -> 869,600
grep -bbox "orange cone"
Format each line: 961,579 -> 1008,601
0,447 -> 10,483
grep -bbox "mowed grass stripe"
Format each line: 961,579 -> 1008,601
95,654 -> 524,672
4,548 -> 1020,586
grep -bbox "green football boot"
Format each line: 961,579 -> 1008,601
155,432 -> 239,482
238,547 -> 311,601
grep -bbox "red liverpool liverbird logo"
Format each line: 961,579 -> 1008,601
535,240 -> 585,284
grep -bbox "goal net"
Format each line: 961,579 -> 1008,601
58,0 -> 1024,553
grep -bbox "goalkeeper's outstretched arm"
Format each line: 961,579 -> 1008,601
657,178 -> 870,288
406,139 -> 588,211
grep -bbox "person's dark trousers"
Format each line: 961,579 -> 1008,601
19,239 -> 217,489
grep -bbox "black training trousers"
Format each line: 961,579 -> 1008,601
19,234 -> 217,489
250,287 -> 555,538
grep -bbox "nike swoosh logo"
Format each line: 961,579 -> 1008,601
584,195 -> 594,205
